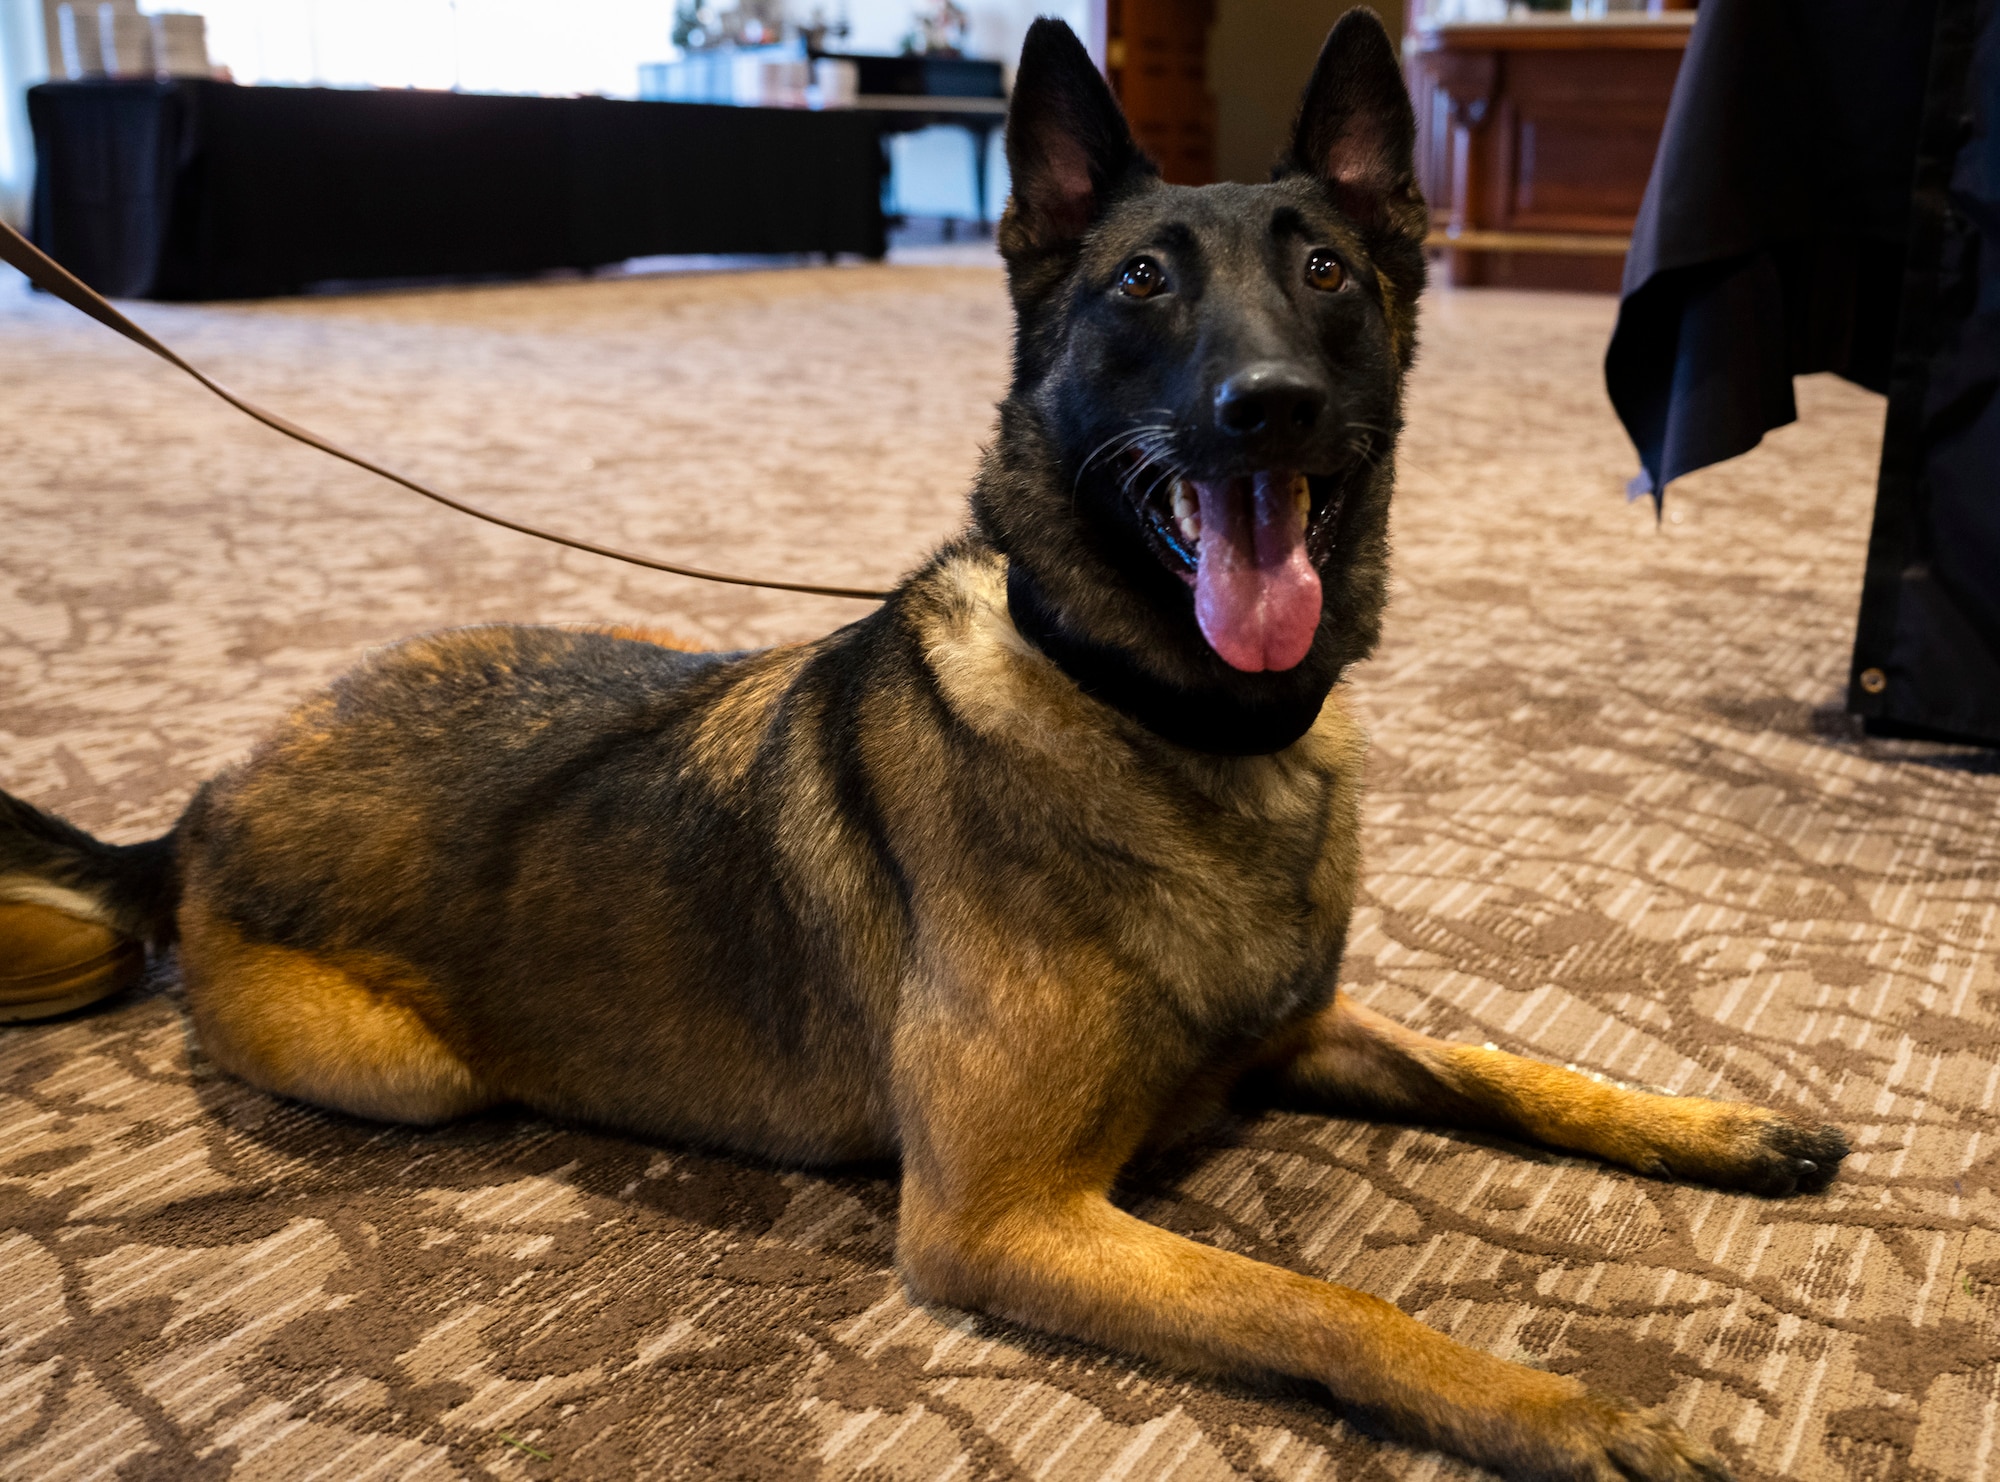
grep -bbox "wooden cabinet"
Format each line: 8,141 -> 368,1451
1407,16 -> 1691,291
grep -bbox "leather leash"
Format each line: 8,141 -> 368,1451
0,217 -> 892,603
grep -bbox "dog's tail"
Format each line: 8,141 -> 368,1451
0,789 -> 179,948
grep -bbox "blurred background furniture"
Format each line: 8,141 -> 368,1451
1406,11 -> 1692,292
637,43 -> 1007,230
854,94 -> 1007,232
6,4 -> 1433,259
27,77 -> 888,299
821,52 -> 1006,231
1606,0 -> 1997,748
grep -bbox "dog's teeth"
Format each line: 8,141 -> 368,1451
1292,474 -> 1312,521
1172,480 -> 1201,547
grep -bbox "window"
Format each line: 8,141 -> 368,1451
195,0 -> 675,95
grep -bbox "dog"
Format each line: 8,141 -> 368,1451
0,14 -> 1846,1479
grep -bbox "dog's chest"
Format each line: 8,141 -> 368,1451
1106,757 -> 1351,1037
911,553 -> 1366,1037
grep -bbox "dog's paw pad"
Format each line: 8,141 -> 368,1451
1569,1396 -> 1733,1482
1636,1105 -> 1850,1197
1759,1119 -> 1849,1194
1706,1114 -> 1849,1197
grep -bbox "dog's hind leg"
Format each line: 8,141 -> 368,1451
1253,992 -> 1847,1197
179,899 -> 494,1125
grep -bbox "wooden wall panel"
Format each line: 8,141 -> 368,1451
1107,0 -> 1217,184
1207,0 -> 1407,185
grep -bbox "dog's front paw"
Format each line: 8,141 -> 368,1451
1536,1392 -> 1732,1482
1729,1114 -> 1848,1196
1647,1105 -> 1848,1197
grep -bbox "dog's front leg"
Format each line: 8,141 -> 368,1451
891,971 -> 1729,1482
1256,992 -> 1847,1196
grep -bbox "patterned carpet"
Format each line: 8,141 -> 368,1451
2,259 -> 1996,1482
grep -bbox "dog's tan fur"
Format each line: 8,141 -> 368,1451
179,896 -> 489,1125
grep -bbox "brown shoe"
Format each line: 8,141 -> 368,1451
0,901 -> 146,1022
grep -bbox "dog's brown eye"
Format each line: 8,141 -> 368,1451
1119,257 -> 1166,299
1305,250 -> 1347,292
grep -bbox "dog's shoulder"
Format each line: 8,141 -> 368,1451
897,538 -> 1119,755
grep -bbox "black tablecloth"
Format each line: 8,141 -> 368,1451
1605,0 -> 1999,747
27,80 -> 888,301
1604,0 -> 1934,495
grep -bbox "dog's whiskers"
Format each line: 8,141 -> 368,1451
1077,411 -> 1179,499
1123,432 -> 1187,504
1336,421 -> 1390,473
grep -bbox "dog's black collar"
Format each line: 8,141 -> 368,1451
1005,564 -> 1328,756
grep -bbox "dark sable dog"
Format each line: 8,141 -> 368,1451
0,14 -> 1845,1480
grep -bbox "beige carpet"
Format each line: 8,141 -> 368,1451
2,259 -> 1997,1482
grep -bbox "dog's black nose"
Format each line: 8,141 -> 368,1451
1214,365 -> 1327,440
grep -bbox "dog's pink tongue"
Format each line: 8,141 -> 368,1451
1192,473 -> 1322,672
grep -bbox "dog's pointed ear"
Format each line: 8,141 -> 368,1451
1002,19 -> 1153,255
1283,9 -> 1423,237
